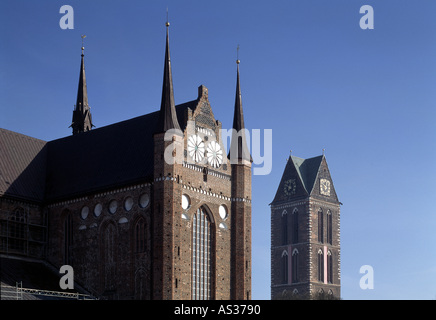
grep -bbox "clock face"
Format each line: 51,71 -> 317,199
284,179 -> 296,196
187,134 -> 205,163
320,178 -> 331,196
206,140 -> 223,168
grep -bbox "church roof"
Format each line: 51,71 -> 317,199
0,100 -> 195,203
270,154 -> 324,205
290,155 -> 323,194
0,128 -> 47,203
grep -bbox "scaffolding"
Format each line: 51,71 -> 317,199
1,282 -> 97,300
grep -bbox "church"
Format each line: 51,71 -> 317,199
0,21 -> 252,300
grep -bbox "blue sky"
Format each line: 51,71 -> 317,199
1,0 -> 436,300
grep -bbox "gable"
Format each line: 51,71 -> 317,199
270,156 -> 310,204
309,156 -> 340,203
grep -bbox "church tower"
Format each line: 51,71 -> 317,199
229,59 -> 252,300
70,43 -> 94,135
152,20 -> 184,300
151,20 -> 252,300
270,153 -> 341,299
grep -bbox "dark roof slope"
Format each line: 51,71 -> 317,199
1,100 -> 197,203
291,155 -> 323,194
0,128 -> 47,202
45,101 -> 196,202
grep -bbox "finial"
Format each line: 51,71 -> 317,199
322,148 -> 325,156
81,35 -> 86,55
236,44 -> 240,64
166,7 -> 170,27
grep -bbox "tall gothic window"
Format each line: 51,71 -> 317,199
292,208 -> 298,244
318,208 -> 324,243
9,208 -> 27,252
281,210 -> 288,245
281,250 -> 288,284
291,249 -> 299,283
318,249 -> 324,282
327,210 -> 333,245
192,207 -> 212,300
63,212 -> 73,265
135,218 -> 146,254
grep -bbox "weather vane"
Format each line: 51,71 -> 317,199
236,44 -> 240,64
166,7 -> 169,27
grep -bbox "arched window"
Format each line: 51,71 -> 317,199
318,249 -> 324,282
318,208 -> 323,243
327,250 -> 333,284
134,218 -> 146,254
281,250 -> 288,284
292,248 -> 299,283
192,207 -> 213,300
9,208 -> 27,252
327,210 -> 332,245
281,210 -> 288,245
292,208 -> 298,244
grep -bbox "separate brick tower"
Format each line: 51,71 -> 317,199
270,154 -> 340,299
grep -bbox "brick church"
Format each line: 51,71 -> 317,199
270,153 -> 341,299
0,22 -> 252,300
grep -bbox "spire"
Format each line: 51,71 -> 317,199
229,57 -> 251,162
71,36 -> 93,135
155,19 -> 181,134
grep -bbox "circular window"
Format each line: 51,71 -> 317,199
109,200 -> 117,214
219,205 -> 228,220
124,197 -> 133,211
139,193 -> 150,208
94,203 -> 102,217
81,206 -> 89,220
181,194 -> 190,210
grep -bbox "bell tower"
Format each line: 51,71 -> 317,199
270,153 -> 341,299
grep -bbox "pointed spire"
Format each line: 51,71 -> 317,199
155,18 -> 181,134
229,57 -> 251,162
71,37 -> 93,135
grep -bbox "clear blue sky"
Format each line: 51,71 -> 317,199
1,0 -> 436,300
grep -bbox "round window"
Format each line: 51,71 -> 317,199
219,205 -> 228,220
124,197 -> 133,211
81,206 -> 89,220
139,193 -> 150,208
109,200 -> 117,214
181,194 -> 190,210
94,203 -> 102,217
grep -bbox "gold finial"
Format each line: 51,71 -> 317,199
236,44 -> 240,64
81,35 -> 86,54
